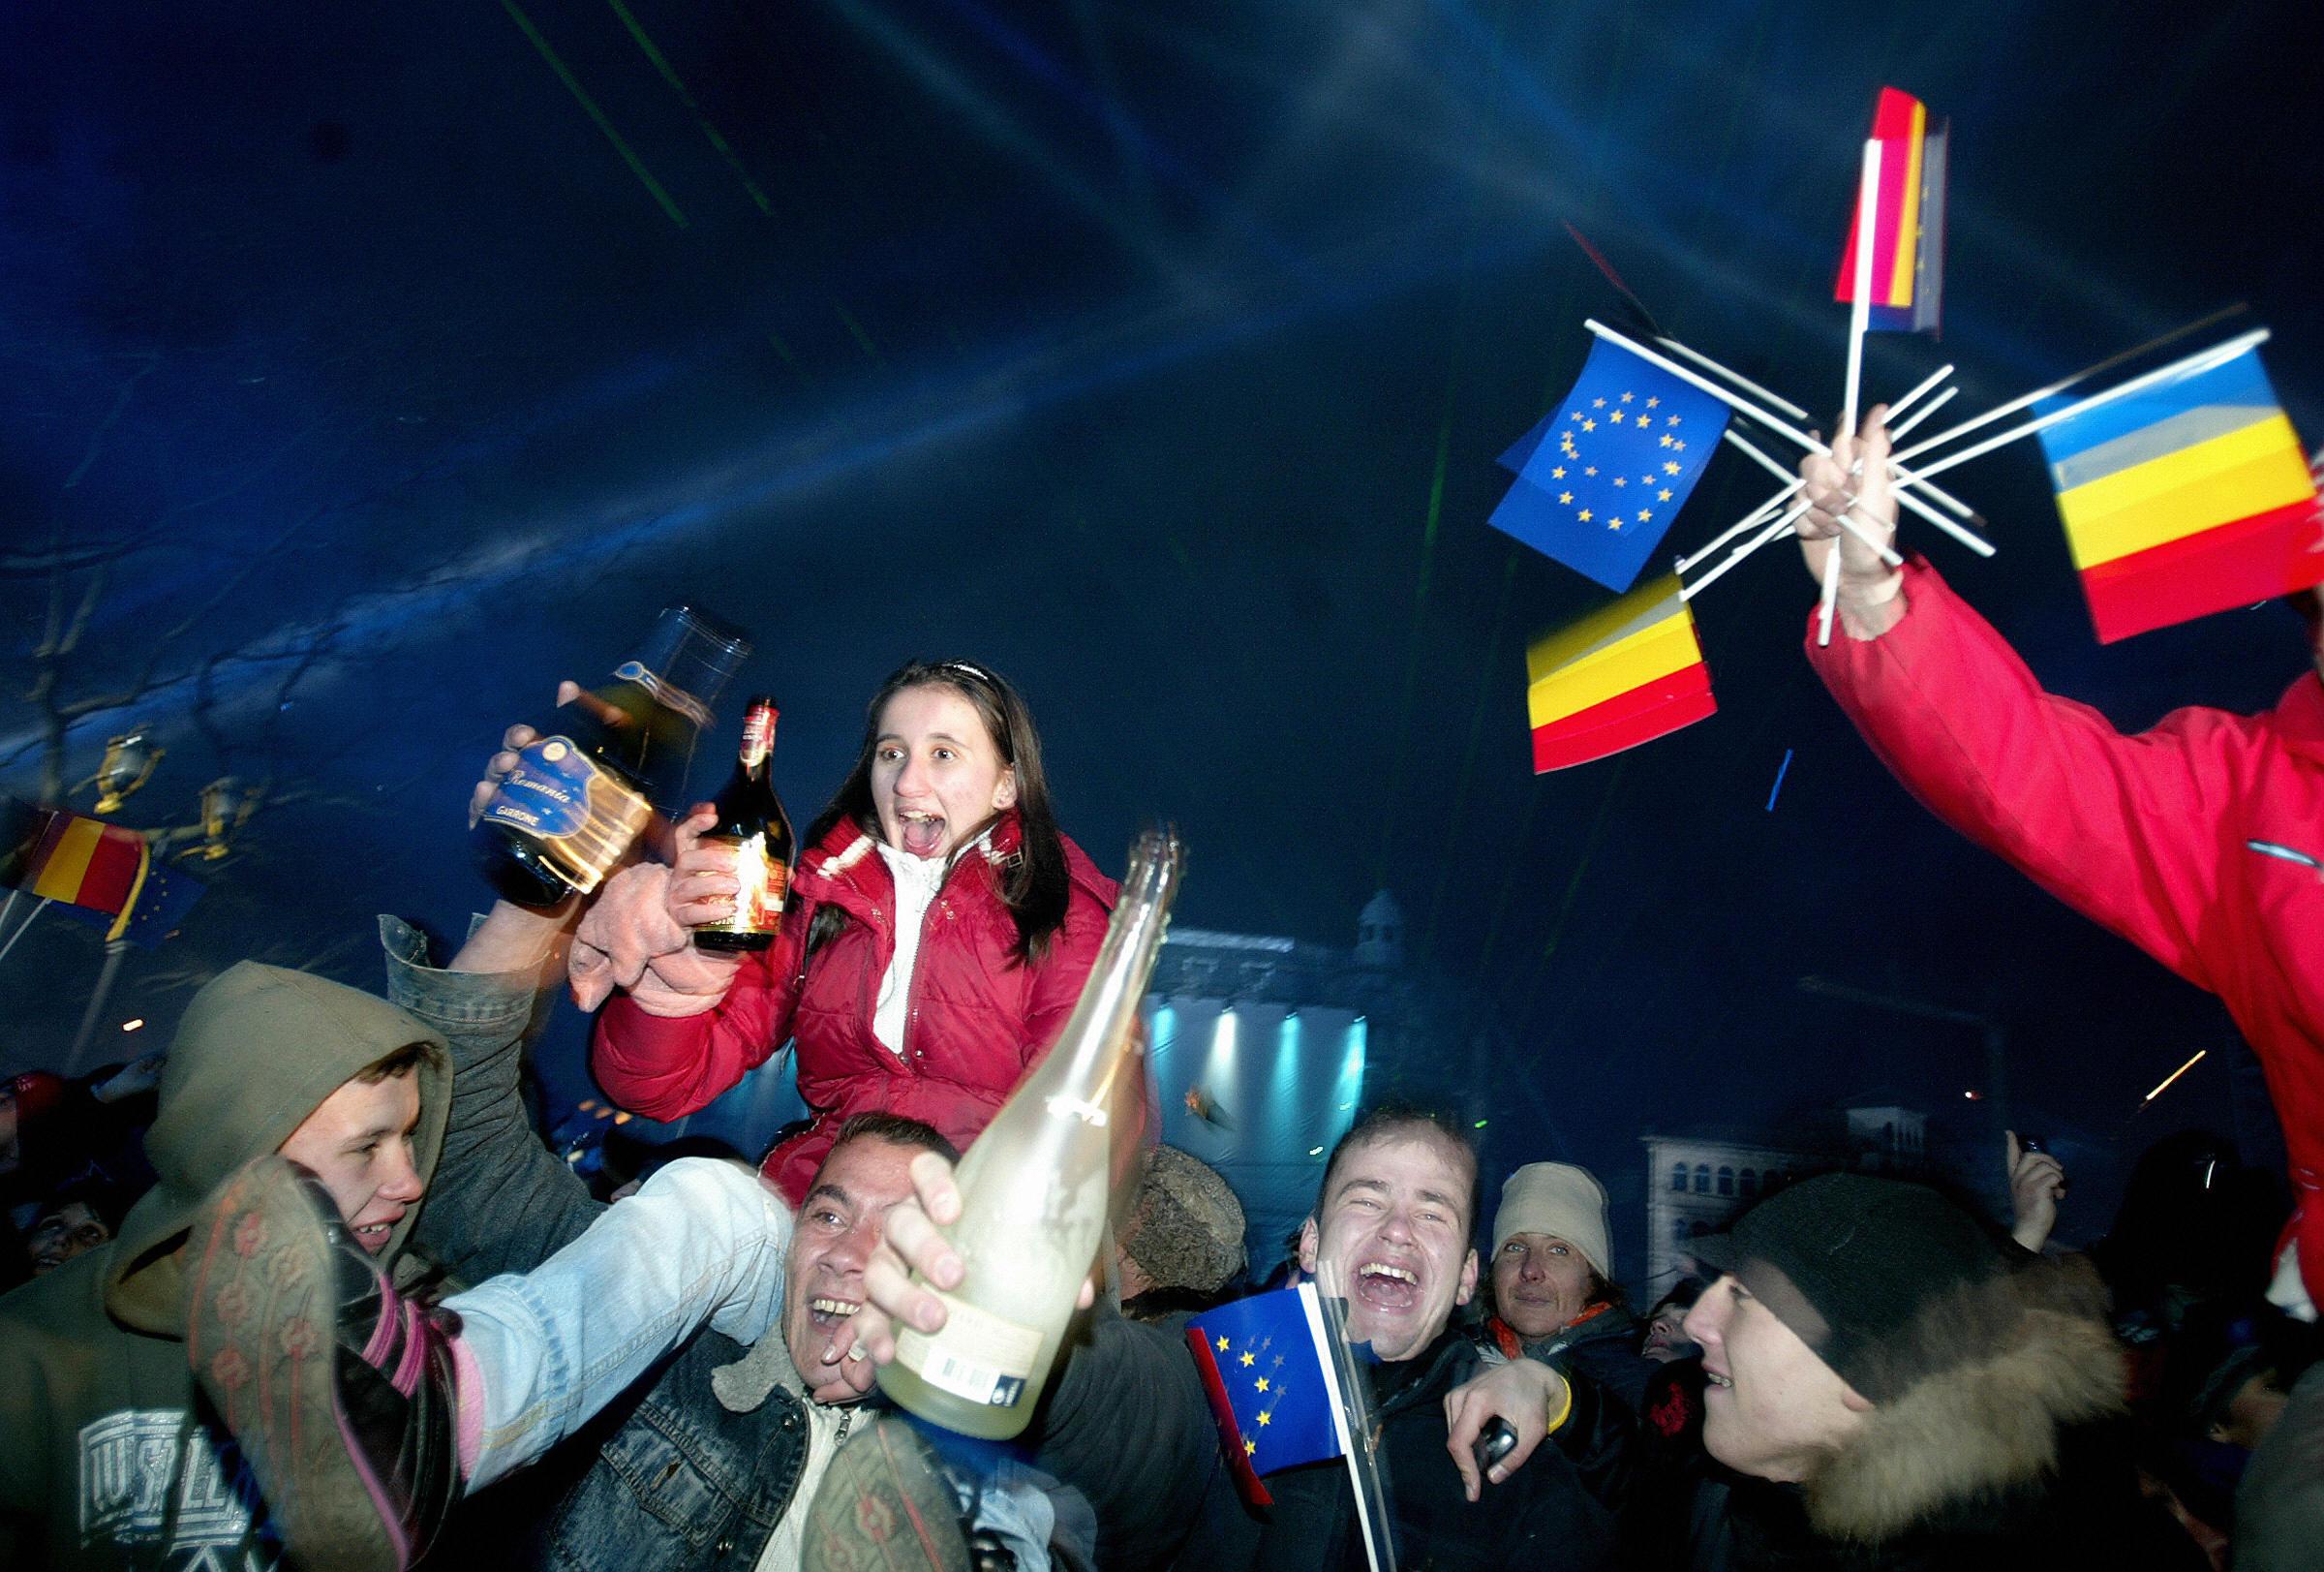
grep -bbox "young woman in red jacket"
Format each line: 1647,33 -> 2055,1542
585,659 -> 1117,1203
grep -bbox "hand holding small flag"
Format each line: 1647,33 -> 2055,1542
1796,408 -> 1908,640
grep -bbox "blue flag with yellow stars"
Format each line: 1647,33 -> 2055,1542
50,859 -> 204,947
1490,337 -> 1731,592
1184,1284 -> 1353,1507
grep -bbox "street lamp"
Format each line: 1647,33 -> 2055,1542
90,728 -> 164,815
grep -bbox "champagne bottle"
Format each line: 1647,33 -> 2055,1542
473,606 -> 751,908
692,696 -> 796,953
878,828 -> 1183,1439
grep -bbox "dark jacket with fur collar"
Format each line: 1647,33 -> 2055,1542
1627,1257 -> 2209,1572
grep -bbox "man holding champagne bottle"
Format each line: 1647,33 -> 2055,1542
165,719 -> 1064,1572
847,1105 -> 1622,1571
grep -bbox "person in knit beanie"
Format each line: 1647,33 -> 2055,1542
1655,1171 -> 2209,1568
1482,1161 -> 1651,1415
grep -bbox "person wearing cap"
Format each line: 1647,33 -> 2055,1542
1481,1161 -> 1653,1417
1654,1170 -> 2206,1569
1116,1144 -> 1247,1318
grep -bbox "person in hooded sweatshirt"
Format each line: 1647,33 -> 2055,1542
0,963 -> 457,1571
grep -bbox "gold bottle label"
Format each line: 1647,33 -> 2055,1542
481,736 -> 652,895
701,833 -> 787,935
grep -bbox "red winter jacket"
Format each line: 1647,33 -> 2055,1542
593,809 -> 1117,1203
1807,560 -> 2324,1306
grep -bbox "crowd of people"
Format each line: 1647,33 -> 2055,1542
3,420 -> 2322,1570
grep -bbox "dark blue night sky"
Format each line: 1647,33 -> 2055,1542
5,0 -> 2318,1241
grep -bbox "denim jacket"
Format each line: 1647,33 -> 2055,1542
381,916 -> 813,1572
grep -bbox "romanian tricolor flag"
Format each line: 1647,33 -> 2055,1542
5,806 -> 151,938
2035,345 -> 2322,644
1834,87 -> 1948,334
1525,574 -> 1715,773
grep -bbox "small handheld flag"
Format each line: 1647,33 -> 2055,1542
1834,87 -> 1948,334
5,808 -> 149,933
1490,338 -> 1731,593
1184,1284 -> 1355,1507
2034,343 -> 2321,642
1526,574 -> 1715,772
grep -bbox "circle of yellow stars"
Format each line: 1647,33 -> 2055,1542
1211,1332 -> 1293,1457
1549,390 -> 1684,532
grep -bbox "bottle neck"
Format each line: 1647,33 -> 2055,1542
737,706 -> 778,771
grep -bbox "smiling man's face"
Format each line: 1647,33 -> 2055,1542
782,1135 -> 922,1402
1299,1126 -> 1479,1363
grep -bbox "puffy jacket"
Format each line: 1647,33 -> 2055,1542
1621,1256 -> 2207,1572
595,809 -> 1116,1202
1806,560 -> 2324,1308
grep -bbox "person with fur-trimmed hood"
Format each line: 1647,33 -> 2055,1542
1631,1172 -> 2208,1571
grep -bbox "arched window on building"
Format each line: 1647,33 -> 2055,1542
1671,1162 -> 1689,1192
1694,1163 -> 1711,1194
1717,1166 -> 1734,1197
1739,1168 -> 1758,1199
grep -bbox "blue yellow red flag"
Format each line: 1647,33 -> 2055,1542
2034,343 -> 2322,642
1490,338 -> 1730,592
1184,1284 -> 1354,1507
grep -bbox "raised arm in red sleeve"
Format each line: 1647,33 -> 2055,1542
1806,557 -> 2324,1309
1803,557 -> 2248,990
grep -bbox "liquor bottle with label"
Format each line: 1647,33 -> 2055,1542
692,695 -> 796,953
878,828 -> 1183,1439
473,606 -> 751,909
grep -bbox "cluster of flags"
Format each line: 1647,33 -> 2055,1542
1494,81 -> 2316,776
0,802 -> 203,946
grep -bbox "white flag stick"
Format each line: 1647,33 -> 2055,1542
1884,362 -> 1955,425
0,897 -> 51,969
1673,482 -> 1797,573
1887,385 -> 1957,441
1817,537 -> 1846,645
1681,498 -> 1818,601
1720,430 -> 1901,566
1584,318 -> 1988,552
1654,336 -> 1812,421
1840,139 -> 1882,440
1910,328 -> 2273,482
1893,304 -> 2253,466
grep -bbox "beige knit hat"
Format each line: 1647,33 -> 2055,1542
1492,1161 -> 1611,1279
1122,1146 -> 1246,1294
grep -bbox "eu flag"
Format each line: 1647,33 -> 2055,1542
49,859 -> 204,946
1489,338 -> 1730,592
1184,1284 -> 1352,1507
